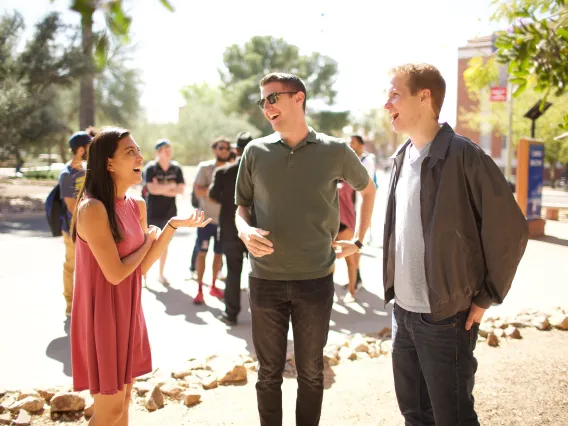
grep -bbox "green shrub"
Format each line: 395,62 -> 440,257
24,169 -> 60,180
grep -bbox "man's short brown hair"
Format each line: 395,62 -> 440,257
390,64 -> 446,119
260,72 -> 307,111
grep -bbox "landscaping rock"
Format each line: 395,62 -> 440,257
50,392 -> 85,412
144,385 -> 164,412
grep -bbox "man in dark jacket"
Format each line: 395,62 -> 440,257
383,63 -> 529,426
209,131 -> 253,325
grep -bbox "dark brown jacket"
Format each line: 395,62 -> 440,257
383,123 -> 529,319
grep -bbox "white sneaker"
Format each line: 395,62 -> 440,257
343,293 -> 356,304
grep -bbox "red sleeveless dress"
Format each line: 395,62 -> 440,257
71,196 -> 152,395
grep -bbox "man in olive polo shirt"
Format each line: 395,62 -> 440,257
235,72 -> 376,426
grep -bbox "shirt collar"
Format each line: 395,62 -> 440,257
265,127 -> 320,145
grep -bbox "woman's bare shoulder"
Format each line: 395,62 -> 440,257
78,198 -> 107,220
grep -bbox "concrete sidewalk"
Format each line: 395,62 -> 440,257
1,170 -> 567,391
1,216 -> 567,391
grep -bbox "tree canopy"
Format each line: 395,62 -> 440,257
132,83 -> 258,165
0,12 -> 89,159
220,36 -> 345,135
490,0 -> 568,130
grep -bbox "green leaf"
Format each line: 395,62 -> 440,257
69,0 -> 95,16
558,27 -> 568,42
513,80 -> 527,97
159,0 -> 175,12
513,10 -> 531,18
495,36 -> 514,50
105,2 -> 131,36
509,77 -> 526,85
94,33 -> 109,70
511,68 -> 530,78
508,60 -> 519,74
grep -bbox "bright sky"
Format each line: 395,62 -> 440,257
3,0 -> 504,126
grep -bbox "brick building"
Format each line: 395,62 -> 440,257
456,35 -> 510,168
456,35 -> 564,182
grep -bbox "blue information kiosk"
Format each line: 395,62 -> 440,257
516,138 -> 545,237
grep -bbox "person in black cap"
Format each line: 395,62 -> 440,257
208,131 -> 253,325
59,131 -> 92,316
143,139 -> 185,285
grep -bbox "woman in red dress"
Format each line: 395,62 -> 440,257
70,128 -> 210,425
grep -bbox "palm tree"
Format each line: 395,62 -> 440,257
59,0 -> 173,129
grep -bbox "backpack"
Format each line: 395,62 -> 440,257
45,183 -> 70,237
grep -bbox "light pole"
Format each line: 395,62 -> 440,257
505,82 -> 514,181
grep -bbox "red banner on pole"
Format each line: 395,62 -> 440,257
490,87 -> 507,102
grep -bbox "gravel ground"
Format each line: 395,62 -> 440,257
27,328 -> 568,426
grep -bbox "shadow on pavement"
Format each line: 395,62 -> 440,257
45,317 -> 72,379
196,281 -> 391,391
330,284 -> 392,336
43,282 -> 390,391
145,285 -> 209,326
200,289 -> 255,355
533,235 -> 568,247
0,214 -> 52,237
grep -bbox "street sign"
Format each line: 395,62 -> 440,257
490,87 -> 507,102
526,143 -> 544,220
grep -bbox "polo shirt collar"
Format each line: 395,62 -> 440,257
266,127 -> 320,146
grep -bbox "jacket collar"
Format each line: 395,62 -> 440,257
389,122 -> 454,160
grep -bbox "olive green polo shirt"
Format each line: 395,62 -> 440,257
235,127 -> 369,281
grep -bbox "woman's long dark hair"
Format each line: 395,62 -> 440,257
71,127 -> 130,243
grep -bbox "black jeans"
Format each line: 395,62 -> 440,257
223,239 -> 247,319
249,273 -> 334,426
190,240 -> 198,272
392,304 -> 480,426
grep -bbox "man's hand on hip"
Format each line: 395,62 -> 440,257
466,302 -> 486,330
239,227 -> 274,257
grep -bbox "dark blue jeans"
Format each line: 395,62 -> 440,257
249,274 -> 334,426
392,304 -> 480,426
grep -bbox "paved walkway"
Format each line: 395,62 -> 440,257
1,172 -> 567,391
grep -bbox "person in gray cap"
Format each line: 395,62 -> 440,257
209,131 -> 253,325
143,139 -> 185,285
59,131 -> 92,316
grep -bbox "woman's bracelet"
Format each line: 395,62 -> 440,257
167,222 -> 177,230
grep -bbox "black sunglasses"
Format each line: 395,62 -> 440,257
256,91 -> 299,109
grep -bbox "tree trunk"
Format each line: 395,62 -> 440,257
15,149 -> 23,173
80,11 -> 95,130
58,137 -> 68,163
